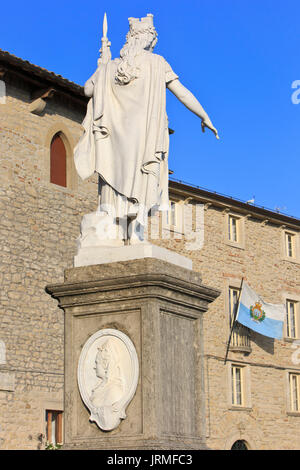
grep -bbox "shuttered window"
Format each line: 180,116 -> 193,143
228,215 -> 238,242
285,233 -> 295,258
286,300 -> 298,338
45,410 -> 63,445
231,365 -> 244,406
289,374 -> 300,412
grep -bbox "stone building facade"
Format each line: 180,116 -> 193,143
0,50 -> 299,450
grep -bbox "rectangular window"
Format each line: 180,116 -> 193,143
231,365 -> 244,406
229,286 -> 251,351
228,215 -> 238,242
167,201 -> 177,226
289,373 -> 300,412
286,300 -> 298,338
229,287 -> 240,326
162,201 -> 184,236
285,232 -> 295,258
45,410 -> 63,445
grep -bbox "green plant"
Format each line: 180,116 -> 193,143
45,441 -> 62,450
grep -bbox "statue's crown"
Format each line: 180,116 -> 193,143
128,13 -> 154,32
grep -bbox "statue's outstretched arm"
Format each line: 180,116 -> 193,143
167,79 -> 219,139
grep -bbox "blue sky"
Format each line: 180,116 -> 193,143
1,0 -> 300,218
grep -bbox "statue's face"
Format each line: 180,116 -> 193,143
94,350 -> 108,379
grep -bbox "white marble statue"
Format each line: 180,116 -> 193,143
74,13 -> 218,246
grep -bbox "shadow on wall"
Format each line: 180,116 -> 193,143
250,331 -> 274,355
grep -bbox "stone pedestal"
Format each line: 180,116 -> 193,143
46,257 -> 219,450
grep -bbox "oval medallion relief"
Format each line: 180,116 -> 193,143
77,328 -> 139,431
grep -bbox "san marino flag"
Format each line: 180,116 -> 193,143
236,281 -> 285,339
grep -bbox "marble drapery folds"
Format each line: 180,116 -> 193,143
74,51 -> 178,226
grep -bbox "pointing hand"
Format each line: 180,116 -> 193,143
201,118 -> 219,139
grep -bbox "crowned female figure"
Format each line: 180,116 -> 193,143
89,339 -> 126,430
74,14 -> 218,245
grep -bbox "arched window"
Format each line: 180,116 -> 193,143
231,440 -> 249,450
50,133 -> 67,187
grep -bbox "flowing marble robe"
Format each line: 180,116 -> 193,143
74,51 -> 178,226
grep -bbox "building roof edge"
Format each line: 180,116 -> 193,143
169,178 -> 300,228
0,49 -> 86,101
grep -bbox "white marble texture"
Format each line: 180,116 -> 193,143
74,243 -> 193,270
74,13 -> 218,245
77,329 -> 139,431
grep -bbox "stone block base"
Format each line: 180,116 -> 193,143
46,257 -> 219,450
74,243 -> 193,270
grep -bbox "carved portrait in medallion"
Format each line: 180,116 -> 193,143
77,329 -> 139,431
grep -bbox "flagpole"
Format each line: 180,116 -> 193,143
224,277 -> 244,365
